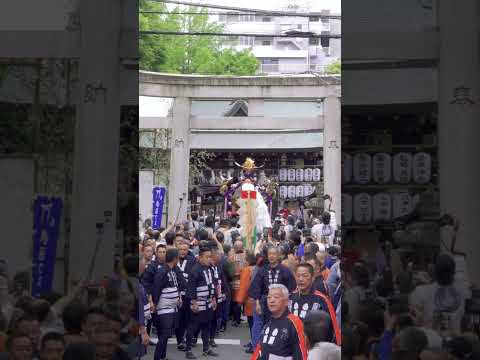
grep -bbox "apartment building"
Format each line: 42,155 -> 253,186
214,9 -> 341,74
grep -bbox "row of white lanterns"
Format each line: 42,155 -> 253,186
279,184 -> 316,199
341,192 -> 420,225
342,152 -> 432,184
279,168 -> 322,182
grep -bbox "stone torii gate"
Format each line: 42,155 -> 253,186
0,0 -> 137,289
140,71 -> 342,224
343,0 -> 480,281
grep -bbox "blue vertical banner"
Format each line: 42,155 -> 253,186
31,195 -> 63,298
152,186 -> 166,229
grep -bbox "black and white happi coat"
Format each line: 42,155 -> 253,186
252,310 -> 307,360
176,255 -> 195,309
249,263 -> 297,301
186,262 -> 216,322
152,264 -> 180,330
211,264 -> 226,305
289,288 -> 341,345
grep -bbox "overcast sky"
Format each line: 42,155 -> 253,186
194,0 -> 341,13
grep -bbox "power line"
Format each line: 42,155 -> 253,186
140,10 -> 341,19
149,0 -> 340,18
140,30 -> 341,38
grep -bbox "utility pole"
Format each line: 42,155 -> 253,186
306,14 -> 311,73
31,60 -> 42,193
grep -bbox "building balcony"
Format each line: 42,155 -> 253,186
309,22 -> 331,33
224,22 -> 277,34
252,47 -> 308,58
257,63 -> 326,74
309,46 -> 321,56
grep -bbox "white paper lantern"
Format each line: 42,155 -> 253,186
373,192 -> 392,222
393,153 -> 412,184
287,185 -> 297,199
303,184 -> 314,197
330,211 -> 337,229
342,153 -> 353,184
392,191 -> 412,218
279,186 -> 288,199
279,168 -> 288,182
295,168 -> 304,182
287,169 -> 296,182
372,153 -> 392,184
353,193 -> 372,224
302,184 -> 309,196
412,193 -> 421,208
312,168 -> 321,182
304,168 -> 313,182
412,152 -> 431,184
342,193 -> 353,224
296,185 -> 304,198
353,153 -> 372,184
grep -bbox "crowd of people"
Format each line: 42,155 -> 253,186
0,251 -> 141,359
341,228 -> 480,359
138,209 -> 342,360
2,203 -> 476,360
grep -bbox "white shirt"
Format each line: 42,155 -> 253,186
410,282 -> 465,335
311,223 -> 336,246
220,228 -> 232,246
420,327 -> 443,350
190,220 -> 200,230
343,286 -> 367,323
315,242 -> 326,252
285,224 -> 294,240
308,342 -> 341,360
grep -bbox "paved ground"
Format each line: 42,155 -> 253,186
144,322 -> 252,360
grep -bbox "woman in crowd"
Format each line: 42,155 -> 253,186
236,251 -> 256,353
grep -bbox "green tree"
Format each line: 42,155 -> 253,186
324,60 -> 341,74
140,1 -> 258,75
139,0 -> 168,72
200,48 -> 259,76
139,129 -> 216,190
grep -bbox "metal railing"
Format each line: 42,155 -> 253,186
257,63 -> 327,74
